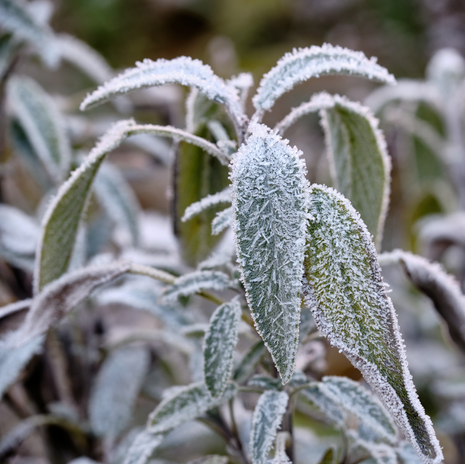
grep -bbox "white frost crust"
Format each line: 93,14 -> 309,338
250,390 -> 289,464
0,299 -> 31,320
347,430 -> 398,464
317,93 -> 391,247
227,72 -> 254,111
231,123 -> 309,384
211,206 -> 233,236
303,185 -> 442,464
80,57 -> 247,138
252,44 -> 395,115
182,188 -> 231,222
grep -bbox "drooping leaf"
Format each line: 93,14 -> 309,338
250,390 -> 289,464
203,298 -> 241,397
7,76 -> 71,183
253,44 -> 395,115
233,340 -> 266,383
211,206 -> 233,236
147,382 -> 236,434
123,430 -> 165,464
322,376 -> 397,444
303,185 -> 442,464
159,270 -> 232,304
181,188 -> 231,223
0,0 -> 58,67
231,123 -> 308,384
80,57 -> 246,138
89,346 -> 150,437
94,162 -> 141,247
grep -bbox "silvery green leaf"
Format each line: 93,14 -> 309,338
252,44 -> 395,115
319,93 -> 390,245
233,340 -> 266,383
7,76 -> 71,183
231,123 -> 308,384
383,250 -> 465,355
348,432 -> 397,464
94,162 -> 141,247
0,0 -> 58,67
250,390 -> 289,464
211,206 -> 233,236
322,376 -> 397,444
123,430 -> 165,464
182,188 -> 231,223
0,334 -> 43,399
160,270 -> 232,304
303,185 -> 442,464
248,375 -> 282,391
0,204 -> 38,271
203,298 -> 241,397
80,57 -> 246,139
147,382 -> 236,433
89,346 -> 149,437
187,455 -> 228,464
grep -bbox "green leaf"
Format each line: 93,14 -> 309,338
89,346 -> 150,437
250,390 -> 289,464
147,382 -> 236,434
233,340 -> 266,383
122,430 -> 165,464
303,185 -> 442,464
203,298 -> 241,397
7,76 -> 71,184
231,123 -> 308,384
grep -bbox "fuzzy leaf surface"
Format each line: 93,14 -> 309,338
303,185 -> 442,463
123,430 -> 165,464
7,76 -> 71,183
203,298 -> 241,397
253,44 -> 395,114
89,346 -> 149,437
147,382 -> 236,434
231,123 -> 308,383
250,390 -> 289,464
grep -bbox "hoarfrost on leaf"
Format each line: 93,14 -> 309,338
181,188 -> 231,223
211,206 -> 233,236
123,430 -> 165,464
231,123 -> 308,384
303,185 -> 442,463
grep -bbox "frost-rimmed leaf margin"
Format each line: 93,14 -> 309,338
80,57 -> 247,141
231,123 -> 309,384
122,430 -> 166,464
253,44 -> 395,116
211,206 -> 233,236
249,390 -> 289,464
181,188 -> 231,222
203,297 -> 241,397
303,185 -> 442,464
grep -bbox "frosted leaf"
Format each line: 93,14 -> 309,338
303,185 -> 443,464
203,298 -> 241,397
396,441 -> 424,464
187,455 -> 228,464
7,76 -> 71,183
0,0 -> 58,67
207,120 -> 230,142
322,376 -> 397,444
248,375 -> 282,391
80,57 -> 247,138
318,93 -> 391,245
159,270 -> 233,304
250,390 -> 289,464
182,188 -> 231,223
0,34 -> 19,78
147,382 -> 236,433
253,44 -> 395,115
383,250 -> 465,355
0,299 -> 31,320
123,430 -> 165,464
126,134 -> 172,166
211,206 -> 233,236
231,123 -> 308,384
233,340 -> 266,383
0,334 -> 44,399
198,249 -> 235,272
0,205 -> 38,271
89,346 -> 149,437
94,162 -> 141,247
348,432 -> 397,464
227,72 -> 254,111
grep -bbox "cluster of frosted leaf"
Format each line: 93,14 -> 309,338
181,188 -> 231,222
203,298 -> 241,397
303,185 -> 442,463
231,123 -> 308,384
250,390 -> 289,464
253,44 -> 395,115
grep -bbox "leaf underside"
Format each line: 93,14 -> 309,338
303,185 -> 442,464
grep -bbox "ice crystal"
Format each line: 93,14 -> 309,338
181,188 -> 231,223
253,44 -> 395,115
303,185 -> 442,463
211,206 -> 233,236
231,123 -> 308,384
250,390 -> 289,464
